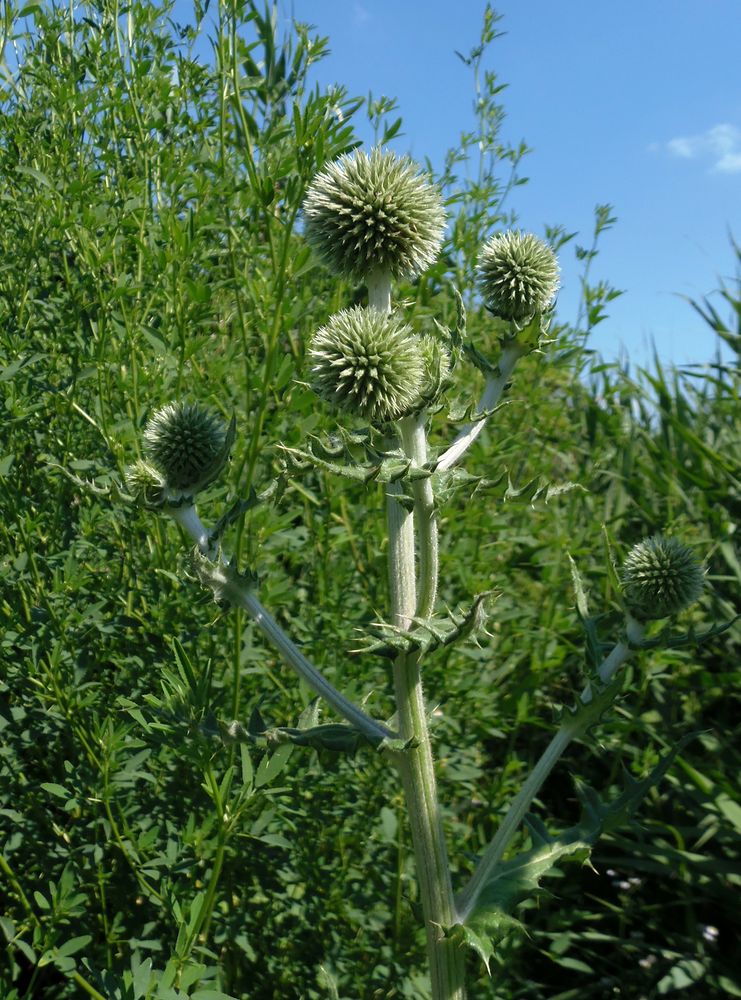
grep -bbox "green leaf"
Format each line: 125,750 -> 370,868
0,916 -> 16,941
191,991 -> 240,1000
40,782 -> 69,799
239,743 -> 254,789
56,934 -> 92,958
451,835 -> 591,971
656,958 -> 706,993
254,743 -> 293,788
131,956 -> 153,998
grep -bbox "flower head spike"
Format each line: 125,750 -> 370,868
620,535 -> 704,621
143,401 -> 234,499
309,306 -> 425,423
478,231 -> 560,323
303,148 -> 445,282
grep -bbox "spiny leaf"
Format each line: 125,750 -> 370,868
429,465 -> 507,507
449,835 -> 591,972
208,477 -> 288,546
281,441 -> 417,484
219,716 -> 370,755
358,593 -> 494,658
632,615 -> 740,651
573,732 -> 698,838
452,737 -> 696,973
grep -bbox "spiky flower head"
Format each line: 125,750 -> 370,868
620,535 -> 704,621
143,401 -> 234,498
309,306 -> 425,423
302,148 -> 446,282
478,231 -> 560,323
125,459 -> 167,509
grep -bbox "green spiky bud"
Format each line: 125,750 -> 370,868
303,147 -> 446,282
143,401 -> 234,497
309,306 -> 425,423
621,536 -> 704,620
417,333 -> 452,405
124,459 -> 167,508
478,231 -> 560,323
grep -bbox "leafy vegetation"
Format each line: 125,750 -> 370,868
1,2 -> 739,998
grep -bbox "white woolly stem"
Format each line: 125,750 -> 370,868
367,267 -> 392,313
166,503 -> 393,746
437,340 -> 526,471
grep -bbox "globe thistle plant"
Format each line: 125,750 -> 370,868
478,230 -> 560,323
143,401 -> 234,499
309,306 -> 425,423
302,147 -> 446,283
621,535 -> 704,621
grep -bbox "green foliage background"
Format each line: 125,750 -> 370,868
0,2 -> 739,998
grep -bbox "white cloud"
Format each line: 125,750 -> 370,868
662,123 -> 741,173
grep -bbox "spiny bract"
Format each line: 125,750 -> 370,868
620,535 -> 704,620
143,401 -> 230,495
303,148 -> 445,282
478,231 -> 560,323
309,306 -> 425,423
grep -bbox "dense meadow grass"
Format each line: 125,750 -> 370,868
0,2 -> 739,997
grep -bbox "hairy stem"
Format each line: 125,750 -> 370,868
437,340 -> 526,471
168,504 -> 393,747
388,416 -> 465,999
398,412 -> 438,619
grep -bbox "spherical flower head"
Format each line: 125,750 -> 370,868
309,306 -> 425,423
143,401 -> 233,497
302,147 -> 446,283
620,535 -> 704,621
478,231 -> 560,323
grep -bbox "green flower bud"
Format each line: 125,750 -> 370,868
124,459 -> 167,508
143,401 -> 234,497
417,333 -> 452,405
478,231 -> 560,323
309,306 -> 425,423
621,535 -> 704,621
303,147 -> 446,282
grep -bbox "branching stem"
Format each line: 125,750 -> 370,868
437,340 -> 526,471
455,617 -> 646,919
382,306 -> 465,997
168,504 -> 393,747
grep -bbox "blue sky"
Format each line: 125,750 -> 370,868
280,0 -> 740,369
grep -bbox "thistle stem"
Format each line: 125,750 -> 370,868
367,266 -> 392,312
437,340 -> 526,471
455,618 -> 646,920
398,412 -> 438,619
388,428 -> 465,1000
368,266 -> 464,996
168,504 -> 393,747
